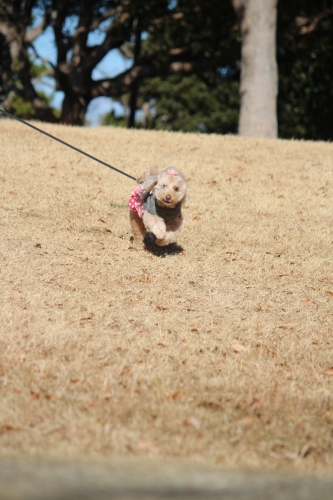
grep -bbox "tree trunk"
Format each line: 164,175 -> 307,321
233,0 -> 278,138
127,20 -> 142,129
60,94 -> 88,126
0,22 -> 58,123
16,46 -> 58,123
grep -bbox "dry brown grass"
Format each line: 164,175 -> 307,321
1,120 -> 333,474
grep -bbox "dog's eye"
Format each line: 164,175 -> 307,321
162,184 -> 167,189
174,186 -> 179,192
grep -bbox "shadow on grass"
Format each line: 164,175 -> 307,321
129,233 -> 184,257
145,242 -> 184,257
142,231 -> 184,257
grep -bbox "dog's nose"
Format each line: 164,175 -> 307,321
165,194 -> 171,201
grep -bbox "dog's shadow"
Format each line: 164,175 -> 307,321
142,232 -> 184,257
130,233 -> 184,257
145,242 -> 184,257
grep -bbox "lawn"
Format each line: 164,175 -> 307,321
0,119 -> 332,473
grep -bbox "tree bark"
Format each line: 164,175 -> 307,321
16,33 -> 57,123
60,94 -> 88,126
128,20 -> 142,129
232,0 -> 278,138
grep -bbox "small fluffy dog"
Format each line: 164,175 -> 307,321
129,167 -> 187,248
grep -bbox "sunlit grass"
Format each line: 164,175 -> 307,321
0,120 -> 332,474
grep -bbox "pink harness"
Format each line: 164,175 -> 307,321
128,184 -> 145,218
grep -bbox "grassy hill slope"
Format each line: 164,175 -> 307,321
0,120 -> 332,473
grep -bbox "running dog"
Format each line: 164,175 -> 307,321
129,167 -> 187,248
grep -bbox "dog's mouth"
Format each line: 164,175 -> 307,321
162,198 -> 176,207
157,194 -> 177,208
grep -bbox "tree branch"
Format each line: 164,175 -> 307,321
0,23 -> 9,37
231,0 -> 245,22
295,8 -> 333,36
29,44 -> 55,70
1,90 -> 15,110
0,23 -> 19,58
138,32 -> 221,65
70,5 -> 124,44
91,55 -> 237,98
26,16 -> 49,43
3,79 -> 58,122
119,42 -> 134,59
33,67 -> 55,82
32,72 -> 55,86
52,0 -> 70,65
84,11 -> 132,70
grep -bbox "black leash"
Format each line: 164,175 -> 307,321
0,108 -> 136,181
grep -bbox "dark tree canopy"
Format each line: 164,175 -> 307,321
0,0 -> 333,140
132,0 -> 240,134
0,0 -> 239,125
277,0 -> 333,140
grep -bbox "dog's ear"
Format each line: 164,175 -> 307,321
139,174 -> 158,199
136,167 -> 158,184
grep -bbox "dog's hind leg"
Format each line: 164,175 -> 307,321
129,211 -> 146,249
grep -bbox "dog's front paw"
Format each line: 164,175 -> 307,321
151,224 -> 165,240
156,235 -> 176,246
143,232 -> 156,245
155,238 -> 167,247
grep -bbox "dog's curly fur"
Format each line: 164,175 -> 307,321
129,167 -> 187,249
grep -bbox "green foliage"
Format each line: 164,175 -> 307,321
100,109 -> 127,127
277,12 -> 333,141
136,0 -> 333,140
2,0 -> 333,139
9,94 -> 35,119
141,0 -> 238,61
101,72 -> 239,134
9,91 -> 60,120
138,72 -> 239,134
8,55 -> 60,120
102,0 -> 240,134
